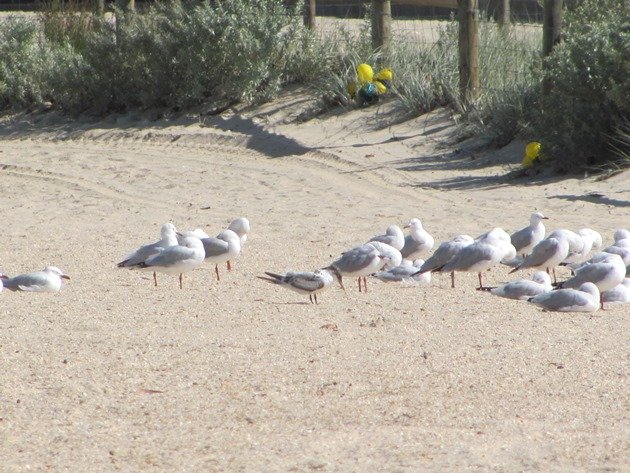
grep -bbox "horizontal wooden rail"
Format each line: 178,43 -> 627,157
393,0 -> 458,8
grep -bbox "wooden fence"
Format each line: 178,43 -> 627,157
304,0 -> 563,104
0,0 -> 563,102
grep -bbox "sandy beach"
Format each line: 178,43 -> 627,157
0,91 -> 628,471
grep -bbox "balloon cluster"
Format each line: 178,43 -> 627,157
522,141 -> 544,168
348,63 -> 394,106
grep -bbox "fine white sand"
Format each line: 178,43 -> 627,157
0,90 -> 628,471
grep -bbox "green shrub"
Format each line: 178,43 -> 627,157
533,0 -> 629,170
465,20 -> 540,145
0,0 -> 326,114
389,27 -> 459,115
0,17 -> 53,109
65,0 -> 304,112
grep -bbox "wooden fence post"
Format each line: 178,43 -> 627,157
497,0 -> 510,28
457,0 -> 479,104
116,0 -> 134,13
542,0 -> 563,94
542,0 -> 563,57
371,0 -> 392,56
115,0 -> 134,46
303,0 -> 316,29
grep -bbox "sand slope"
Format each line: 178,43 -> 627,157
0,92 -> 628,471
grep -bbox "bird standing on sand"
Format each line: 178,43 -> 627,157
401,218 -> 434,260
228,217 -> 251,246
193,219 -> 250,272
137,234 -> 205,289
258,268 -> 343,304
510,212 -> 548,258
547,229 -> 585,264
226,217 -> 250,270
579,228 -> 603,251
197,229 -> 242,281
510,236 -> 569,283
414,235 -> 474,288
326,244 -> 389,293
117,222 -> 178,286
440,229 -> 513,290
366,241 -> 402,270
368,224 -> 405,251
562,228 -> 601,265
1,266 -> 70,292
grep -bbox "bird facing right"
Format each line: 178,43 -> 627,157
1,266 -> 70,292
258,268 -> 343,304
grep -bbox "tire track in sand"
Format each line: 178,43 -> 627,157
0,163 -> 180,213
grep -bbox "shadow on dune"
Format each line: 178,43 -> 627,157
407,169 -> 575,191
548,193 -> 630,208
394,151 -> 494,173
0,109 -> 314,159
212,114 -> 312,158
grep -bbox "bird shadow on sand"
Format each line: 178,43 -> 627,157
265,300 -> 312,306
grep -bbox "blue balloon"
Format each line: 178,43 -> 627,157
358,82 -> 379,105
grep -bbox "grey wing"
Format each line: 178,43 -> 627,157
333,248 -> 374,273
120,241 -> 162,266
145,246 -> 194,268
369,235 -> 394,247
442,244 -> 489,272
374,265 -> 414,281
522,240 -> 558,268
374,271 -> 402,282
2,272 -> 48,291
533,289 -> 588,311
286,272 -> 326,291
400,235 -> 418,259
564,264 -> 610,288
495,281 -> 545,300
201,237 -> 229,258
510,228 -> 531,253
389,265 -> 417,277
418,244 -> 454,272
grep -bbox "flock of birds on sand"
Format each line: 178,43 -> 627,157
1,214 -> 630,313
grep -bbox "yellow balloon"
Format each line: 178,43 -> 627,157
523,141 -> 542,168
374,80 -> 387,94
525,141 -> 541,159
375,68 -> 393,82
357,63 -> 374,83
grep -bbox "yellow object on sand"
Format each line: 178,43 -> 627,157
374,80 -> 387,94
523,141 -> 542,168
357,63 -> 374,83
